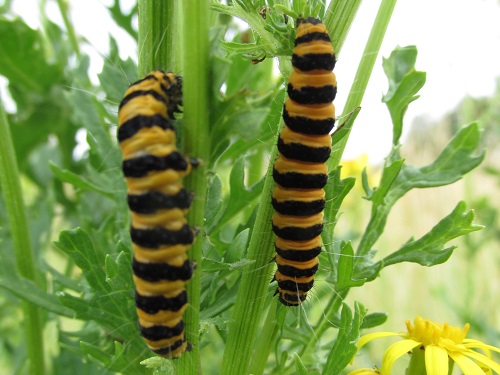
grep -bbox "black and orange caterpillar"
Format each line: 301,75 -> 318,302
117,71 -> 198,357
272,17 -> 336,306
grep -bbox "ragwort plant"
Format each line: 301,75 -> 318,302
0,0 -> 486,374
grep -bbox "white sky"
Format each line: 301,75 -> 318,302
11,0 -> 500,163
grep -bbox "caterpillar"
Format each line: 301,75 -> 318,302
117,70 -> 198,357
272,17 -> 336,306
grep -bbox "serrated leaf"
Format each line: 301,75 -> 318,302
382,201 -> 483,268
49,162 -> 114,198
225,228 -> 250,263
322,302 -> 367,375
357,122 -> 484,261
382,46 -> 426,144
0,18 -> 63,93
205,173 -> 223,226
98,52 -> 138,105
80,341 -> 113,366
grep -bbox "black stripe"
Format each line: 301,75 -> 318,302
129,72 -> 160,87
294,31 -> 331,46
277,136 -> 331,163
272,223 -> 323,242
292,53 -> 336,71
128,190 -> 192,214
135,290 -> 187,315
119,89 -> 166,110
278,279 -> 315,293
273,169 -> 328,189
133,258 -> 192,282
118,114 -> 174,142
283,107 -> 335,135
139,320 -> 184,341
152,340 -> 191,356
287,83 -> 337,104
272,198 -> 325,216
131,225 -> 194,248
277,262 -> 318,278
275,246 -> 322,262
122,152 -> 189,178
297,17 -> 323,26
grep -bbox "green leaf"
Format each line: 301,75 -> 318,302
382,201 -> 483,267
322,167 -> 355,261
360,312 -> 388,329
98,52 -> 138,105
49,162 -> 114,198
322,302 -> 367,375
53,228 -> 110,293
336,242 -> 366,291
0,18 -> 63,93
382,46 -> 426,145
367,157 -> 404,204
294,353 -> 309,375
206,157 -> 264,234
357,122 -> 484,259
0,275 -> 74,317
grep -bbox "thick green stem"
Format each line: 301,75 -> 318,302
0,95 -> 45,374
407,347 -> 427,375
178,0 -> 210,373
248,301 -> 279,375
138,0 -> 180,75
329,0 -> 398,169
220,151 -> 277,374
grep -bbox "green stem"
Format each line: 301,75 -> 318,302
0,95 -> 45,374
178,0 -> 210,373
329,0 -> 398,169
248,301 -> 279,375
324,0 -> 363,55
138,0 -> 180,75
55,0 -> 80,57
407,348 -> 427,375
220,165 -> 277,374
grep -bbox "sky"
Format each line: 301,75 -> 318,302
11,0 -> 500,162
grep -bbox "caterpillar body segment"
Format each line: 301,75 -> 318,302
117,70 -> 197,358
272,18 -> 337,306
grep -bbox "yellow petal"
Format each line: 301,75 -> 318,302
462,348 -> 500,374
381,339 -> 421,375
357,332 -> 402,350
448,351 -> 485,375
464,339 -> 500,353
424,345 -> 449,375
346,369 -> 379,375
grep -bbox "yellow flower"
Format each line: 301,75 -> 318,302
350,316 -> 500,375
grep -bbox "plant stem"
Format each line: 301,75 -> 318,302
329,0 -> 398,169
0,95 -> 45,374
138,0 -> 180,75
220,158 -> 277,374
407,347 -> 427,375
55,0 -> 80,57
178,0 -> 210,373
